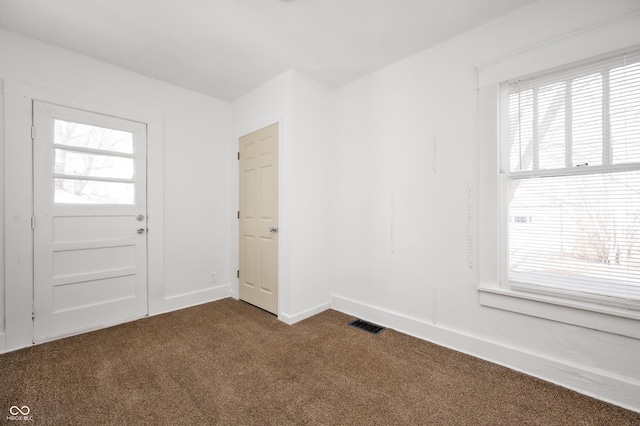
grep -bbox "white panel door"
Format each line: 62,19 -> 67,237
239,123 -> 278,314
33,101 -> 148,343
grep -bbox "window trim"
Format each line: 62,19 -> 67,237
476,13 -> 640,338
478,286 -> 640,339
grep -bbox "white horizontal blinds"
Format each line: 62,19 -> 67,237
537,82 -> 565,170
572,73 -> 602,166
508,172 -> 640,300
506,49 -> 640,302
509,85 -> 534,171
611,61 -> 640,164
509,50 -> 640,172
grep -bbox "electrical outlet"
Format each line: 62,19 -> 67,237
210,272 -> 217,283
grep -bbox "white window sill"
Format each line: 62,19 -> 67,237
478,286 -> 640,340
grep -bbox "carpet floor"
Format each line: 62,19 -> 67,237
1,298 -> 639,425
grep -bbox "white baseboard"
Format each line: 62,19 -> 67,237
332,294 -> 640,413
0,332 -> 6,354
162,284 -> 231,313
280,301 -> 332,325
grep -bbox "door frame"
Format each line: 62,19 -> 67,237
2,80 -> 165,352
233,118 -> 287,320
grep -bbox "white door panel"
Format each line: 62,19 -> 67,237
33,101 -> 148,342
239,123 -> 279,314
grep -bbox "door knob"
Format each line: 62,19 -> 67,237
137,228 -> 145,234
269,226 -> 278,233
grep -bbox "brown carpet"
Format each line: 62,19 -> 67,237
1,298 -> 639,425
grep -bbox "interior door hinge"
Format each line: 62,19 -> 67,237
31,217 -> 36,230
237,270 -> 240,278
237,152 -> 240,160
237,210 -> 240,219
31,125 -> 35,140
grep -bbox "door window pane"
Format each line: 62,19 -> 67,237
54,178 -> 134,204
54,119 -> 134,154
55,149 -> 134,179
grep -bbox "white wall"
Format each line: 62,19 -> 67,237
288,71 -> 332,321
231,70 -> 331,323
329,0 -> 640,412
0,29 -> 232,351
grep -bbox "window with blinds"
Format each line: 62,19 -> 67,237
505,49 -> 640,307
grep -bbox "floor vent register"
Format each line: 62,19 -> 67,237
348,319 -> 385,335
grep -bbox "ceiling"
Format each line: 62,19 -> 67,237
0,0 -> 539,101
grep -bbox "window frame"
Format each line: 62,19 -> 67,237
475,17 -> 640,338
498,50 -> 640,313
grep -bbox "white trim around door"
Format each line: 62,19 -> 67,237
2,80 -> 164,353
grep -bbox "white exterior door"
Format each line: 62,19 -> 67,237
32,101 -> 148,343
239,123 -> 279,314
